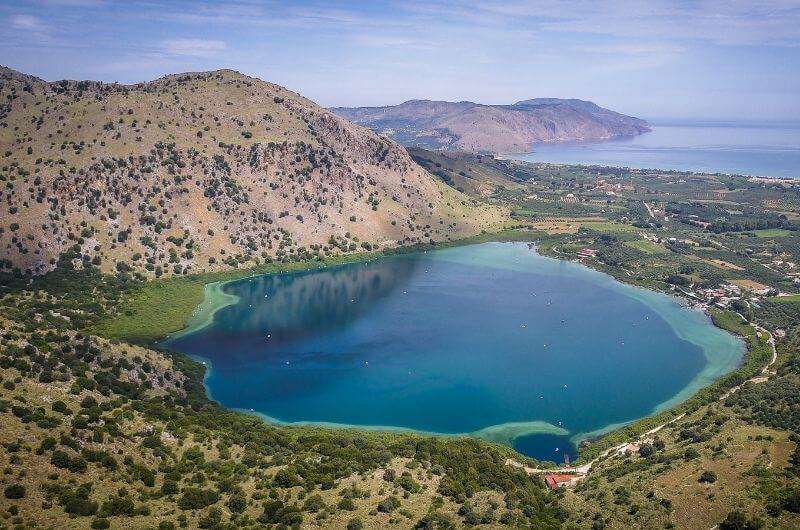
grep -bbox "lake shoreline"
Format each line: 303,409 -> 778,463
156,237 -> 758,464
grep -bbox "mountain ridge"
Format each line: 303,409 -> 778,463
331,98 -> 650,154
0,66 -> 503,277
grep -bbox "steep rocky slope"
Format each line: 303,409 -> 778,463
332,98 -> 650,154
406,148 -> 527,199
0,67 -> 503,276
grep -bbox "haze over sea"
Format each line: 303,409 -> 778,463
514,120 -> 800,179
165,243 -> 744,462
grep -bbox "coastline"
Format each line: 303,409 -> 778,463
163,280 -> 240,341
160,239 -> 750,463
172,344 -> 571,449
505,121 -> 800,179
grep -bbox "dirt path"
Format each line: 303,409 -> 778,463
506,413 -> 687,476
718,321 -> 777,401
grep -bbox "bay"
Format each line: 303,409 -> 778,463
512,120 -> 800,179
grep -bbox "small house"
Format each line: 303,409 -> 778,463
544,474 -> 580,490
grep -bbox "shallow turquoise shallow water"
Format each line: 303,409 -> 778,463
165,242 -> 744,462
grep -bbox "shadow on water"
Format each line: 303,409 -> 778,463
171,256 -> 420,365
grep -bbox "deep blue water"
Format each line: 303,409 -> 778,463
165,243 -> 743,461
513,434 -> 576,464
514,121 -> 800,178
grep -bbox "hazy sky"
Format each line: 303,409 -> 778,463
1,0 -> 799,120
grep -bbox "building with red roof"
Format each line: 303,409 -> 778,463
544,473 -> 579,490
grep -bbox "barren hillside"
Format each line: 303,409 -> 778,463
0,67 -> 504,276
332,98 -> 650,153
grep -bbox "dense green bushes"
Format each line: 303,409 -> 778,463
177,487 -> 220,510
3,484 -> 25,499
756,298 -> 800,330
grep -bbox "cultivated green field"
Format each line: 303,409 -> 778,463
624,239 -> 666,254
752,228 -> 794,237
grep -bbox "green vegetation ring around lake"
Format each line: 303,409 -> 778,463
155,238 -> 746,464
86,228 -> 773,467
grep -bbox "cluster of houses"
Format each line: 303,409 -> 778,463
595,179 -> 633,196
692,281 -> 779,310
695,283 -> 744,308
641,232 -> 698,247
541,441 -> 652,491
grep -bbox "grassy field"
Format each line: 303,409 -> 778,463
88,252 -> 381,344
565,405 -> 800,529
752,228 -> 795,237
624,239 -> 666,254
580,221 -> 639,233
772,294 -> 800,302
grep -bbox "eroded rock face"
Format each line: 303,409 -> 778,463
0,68 -> 504,276
332,98 -> 650,154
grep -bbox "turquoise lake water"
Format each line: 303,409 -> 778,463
164,242 -> 744,462
514,121 -> 800,179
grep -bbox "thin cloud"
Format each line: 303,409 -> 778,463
534,0 -> 800,47
162,38 -> 227,58
351,33 -> 440,50
575,43 -> 687,56
1,0 -> 798,119
9,14 -> 48,31
404,0 -> 800,47
35,0 -> 107,5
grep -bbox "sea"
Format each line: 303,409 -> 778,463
163,243 -> 744,462
513,119 -> 800,179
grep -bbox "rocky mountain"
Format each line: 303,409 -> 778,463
0,67 -> 504,277
332,98 -> 650,154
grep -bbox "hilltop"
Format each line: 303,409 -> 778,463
0,67 -> 504,277
331,98 -> 650,154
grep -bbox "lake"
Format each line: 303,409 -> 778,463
164,242 -> 744,462
513,120 -> 800,179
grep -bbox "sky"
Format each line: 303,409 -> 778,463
1,0 -> 799,121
